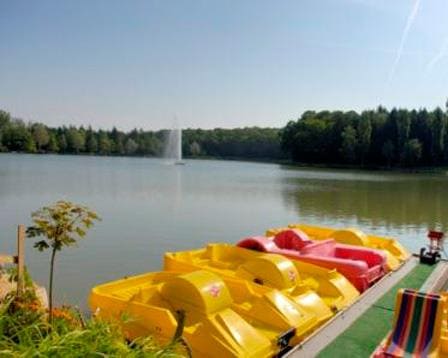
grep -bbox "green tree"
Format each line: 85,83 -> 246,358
402,139 -> 422,166
382,140 -> 395,167
340,125 -> 358,163
66,127 -> 85,153
189,141 -> 202,156
0,110 -> 10,151
431,107 -> 445,163
58,133 -> 68,153
32,124 -> 50,151
85,128 -> 98,153
2,120 -> 33,152
396,109 -> 410,162
0,110 -> 10,128
357,112 -> 372,166
47,133 -> 60,152
26,201 -> 100,323
110,127 -> 124,155
98,131 -> 112,155
24,136 -> 37,153
124,138 -> 138,155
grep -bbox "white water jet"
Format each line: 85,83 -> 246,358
164,127 -> 184,164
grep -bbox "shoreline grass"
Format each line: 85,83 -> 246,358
0,269 -> 186,357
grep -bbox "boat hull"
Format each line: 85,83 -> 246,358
164,243 -> 359,337
90,270 -> 291,357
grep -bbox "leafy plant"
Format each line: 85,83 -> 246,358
0,299 -> 185,357
26,200 -> 100,323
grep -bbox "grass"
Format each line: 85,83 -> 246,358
317,263 -> 435,358
0,269 -> 186,357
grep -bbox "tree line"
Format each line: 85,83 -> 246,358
0,109 -> 282,159
3,104 -> 448,168
281,105 -> 448,167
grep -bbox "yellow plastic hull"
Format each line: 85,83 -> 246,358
164,243 -> 359,338
90,270 -> 294,357
266,224 -> 410,271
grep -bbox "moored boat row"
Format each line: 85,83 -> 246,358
90,224 -> 410,357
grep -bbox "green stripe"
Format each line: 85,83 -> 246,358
404,294 -> 424,353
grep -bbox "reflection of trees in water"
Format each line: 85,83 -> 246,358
281,176 -> 448,230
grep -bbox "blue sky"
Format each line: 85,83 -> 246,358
1,0 -> 448,130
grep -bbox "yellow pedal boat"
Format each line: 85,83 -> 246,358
266,224 -> 410,271
164,244 -> 359,330
90,270 -> 299,357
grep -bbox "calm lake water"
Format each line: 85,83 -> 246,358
0,153 -> 447,309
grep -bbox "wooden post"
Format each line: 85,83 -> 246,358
16,225 -> 25,296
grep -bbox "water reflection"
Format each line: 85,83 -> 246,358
1,154 -> 447,308
280,167 -> 448,232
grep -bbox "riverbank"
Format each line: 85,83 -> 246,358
3,151 -> 448,174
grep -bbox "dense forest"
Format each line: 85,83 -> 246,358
0,109 -> 282,159
281,105 -> 448,167
2,104 -> 448,168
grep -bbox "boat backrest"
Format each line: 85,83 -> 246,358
300,239 -> 336,256
160,271 -> 233,316
384,289 -> 445,357
273,229 -> 312,250
237,236 -> 278,253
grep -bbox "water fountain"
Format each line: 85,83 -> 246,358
164,127 -> 184,165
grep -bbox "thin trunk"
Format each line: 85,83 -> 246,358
49,247 -> 57,324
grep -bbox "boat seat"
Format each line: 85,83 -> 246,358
273,229 -> 312,250
382,289 -> 445,357
300,239 -> 336,257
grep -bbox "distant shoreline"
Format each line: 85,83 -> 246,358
2,151 -> 447,174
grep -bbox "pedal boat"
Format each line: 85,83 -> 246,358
238,229 -> 387,292
90,270 -> 296,357
266,224 -> 410,271
164,243 -> 359,332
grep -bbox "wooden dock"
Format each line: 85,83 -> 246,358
287,257 -> 447,357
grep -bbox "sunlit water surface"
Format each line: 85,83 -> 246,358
0,154 -> 446,309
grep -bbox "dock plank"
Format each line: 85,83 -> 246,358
287,258 -> 433,357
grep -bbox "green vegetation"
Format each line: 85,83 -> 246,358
318,263 -> 435,358
0,292 -> 185,357
0,200 -> 185,356
26,201 -> 100,323
0,109 -> 282,160
282,105 -> 448,168
3,103 -> 448,168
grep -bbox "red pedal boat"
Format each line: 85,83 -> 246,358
237,229 -> 387,292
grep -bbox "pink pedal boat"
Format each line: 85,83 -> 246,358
237,229 -> 387,292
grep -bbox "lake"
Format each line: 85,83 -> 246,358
0,153 -> 447,309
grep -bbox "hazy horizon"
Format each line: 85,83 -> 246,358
1,0 -> 448,131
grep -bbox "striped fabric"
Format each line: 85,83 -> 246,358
385,289 -> 442,357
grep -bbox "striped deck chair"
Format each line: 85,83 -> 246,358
382,289 -> 446,357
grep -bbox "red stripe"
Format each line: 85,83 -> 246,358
415,293 -> 432,353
